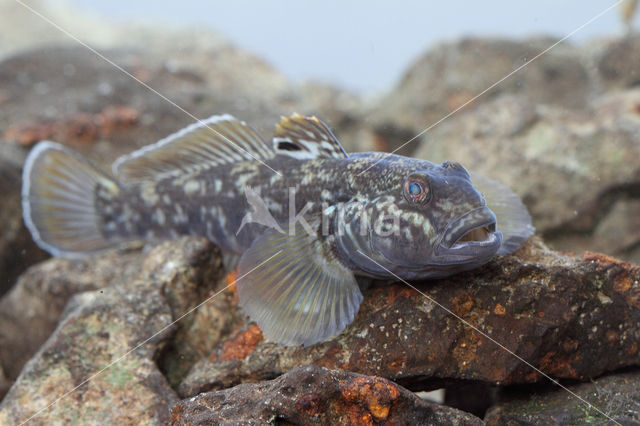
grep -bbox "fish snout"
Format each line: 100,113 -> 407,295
433,206 -> 502,263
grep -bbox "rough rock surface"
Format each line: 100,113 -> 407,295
370,38 -> 590,141
179,237 -> 640,396
596,35 -> 640,90
0,248 -> 143,381
0,238 -> 225,424
0,365 -> 9,401
171,365 -> 482,425
485,370 -> 640,425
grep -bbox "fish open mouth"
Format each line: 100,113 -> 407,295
452,222 -> 496,246
434,207 -> 502,261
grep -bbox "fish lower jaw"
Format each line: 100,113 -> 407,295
448,223 -> 496,249
433,231 -> 502,263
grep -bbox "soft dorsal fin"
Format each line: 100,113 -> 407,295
113,115 -> 274,182
273,114 -> 348,160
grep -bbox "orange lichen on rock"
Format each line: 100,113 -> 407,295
295,393 -> 323,417
451,292 -> 474,317
225,268 -> 238,300
218,323 -> 262,361
494,303 -> 506,315
3,105 -> 138,147
538,351 -> 579,379
381,285 -> 414,306
582,251 -> 636,269
339,376 -> 400,422
615,275 -> 633,293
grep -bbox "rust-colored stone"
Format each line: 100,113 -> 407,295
451,292 -> 474,316
583,251 -> 637,269
3,105 -> 138,147
170,365 -> 482,425
538,351 -> 579,379
218,324 -> 262,361
180,239 -> 640,396
295,393 -> 323,417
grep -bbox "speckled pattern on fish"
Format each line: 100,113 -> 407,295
21,114 -> 533,346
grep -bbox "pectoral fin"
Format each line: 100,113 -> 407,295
470,172 -> 535,255
236,225 -> 362,346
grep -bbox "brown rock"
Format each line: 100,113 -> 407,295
371,38 -> 589,144
179,238 -> 640,396
0,237 -> 224,424
485,369 -> 640,425
0,248 -> 143,380
3,105 -> 139,148
596,34 -> 640,90
170,365 -> 483,425
0,365 -> 9,401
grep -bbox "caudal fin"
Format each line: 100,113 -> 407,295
22,141 -> 121,258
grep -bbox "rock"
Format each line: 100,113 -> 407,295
412,90 -> 640,263
595,35 -> 640,90
0,143 -> 47,296
0,248 -> 143,381
0,237 -> 225,424
485,369 -> 640,425
0,365 -> 9,401
0,43 -> 364,157
170,365 -> 483,425
371,38 -> 590,145
179,238 -> 640,396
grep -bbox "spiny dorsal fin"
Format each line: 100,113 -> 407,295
273,114 -> 348,160
113,115 -> 274,182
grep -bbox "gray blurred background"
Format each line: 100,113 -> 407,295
67,0 -> 630,94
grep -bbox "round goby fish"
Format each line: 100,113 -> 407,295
22,114 -> 534,346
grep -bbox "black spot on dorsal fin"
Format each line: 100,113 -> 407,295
272,114 -> 348,160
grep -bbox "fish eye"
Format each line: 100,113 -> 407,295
403,175 -> 430,204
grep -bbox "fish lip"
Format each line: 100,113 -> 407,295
433,206 -> 502,261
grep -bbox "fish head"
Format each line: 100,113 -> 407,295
335,156 -> 502,280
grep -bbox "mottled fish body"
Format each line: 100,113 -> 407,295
22,114 -> 534,346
